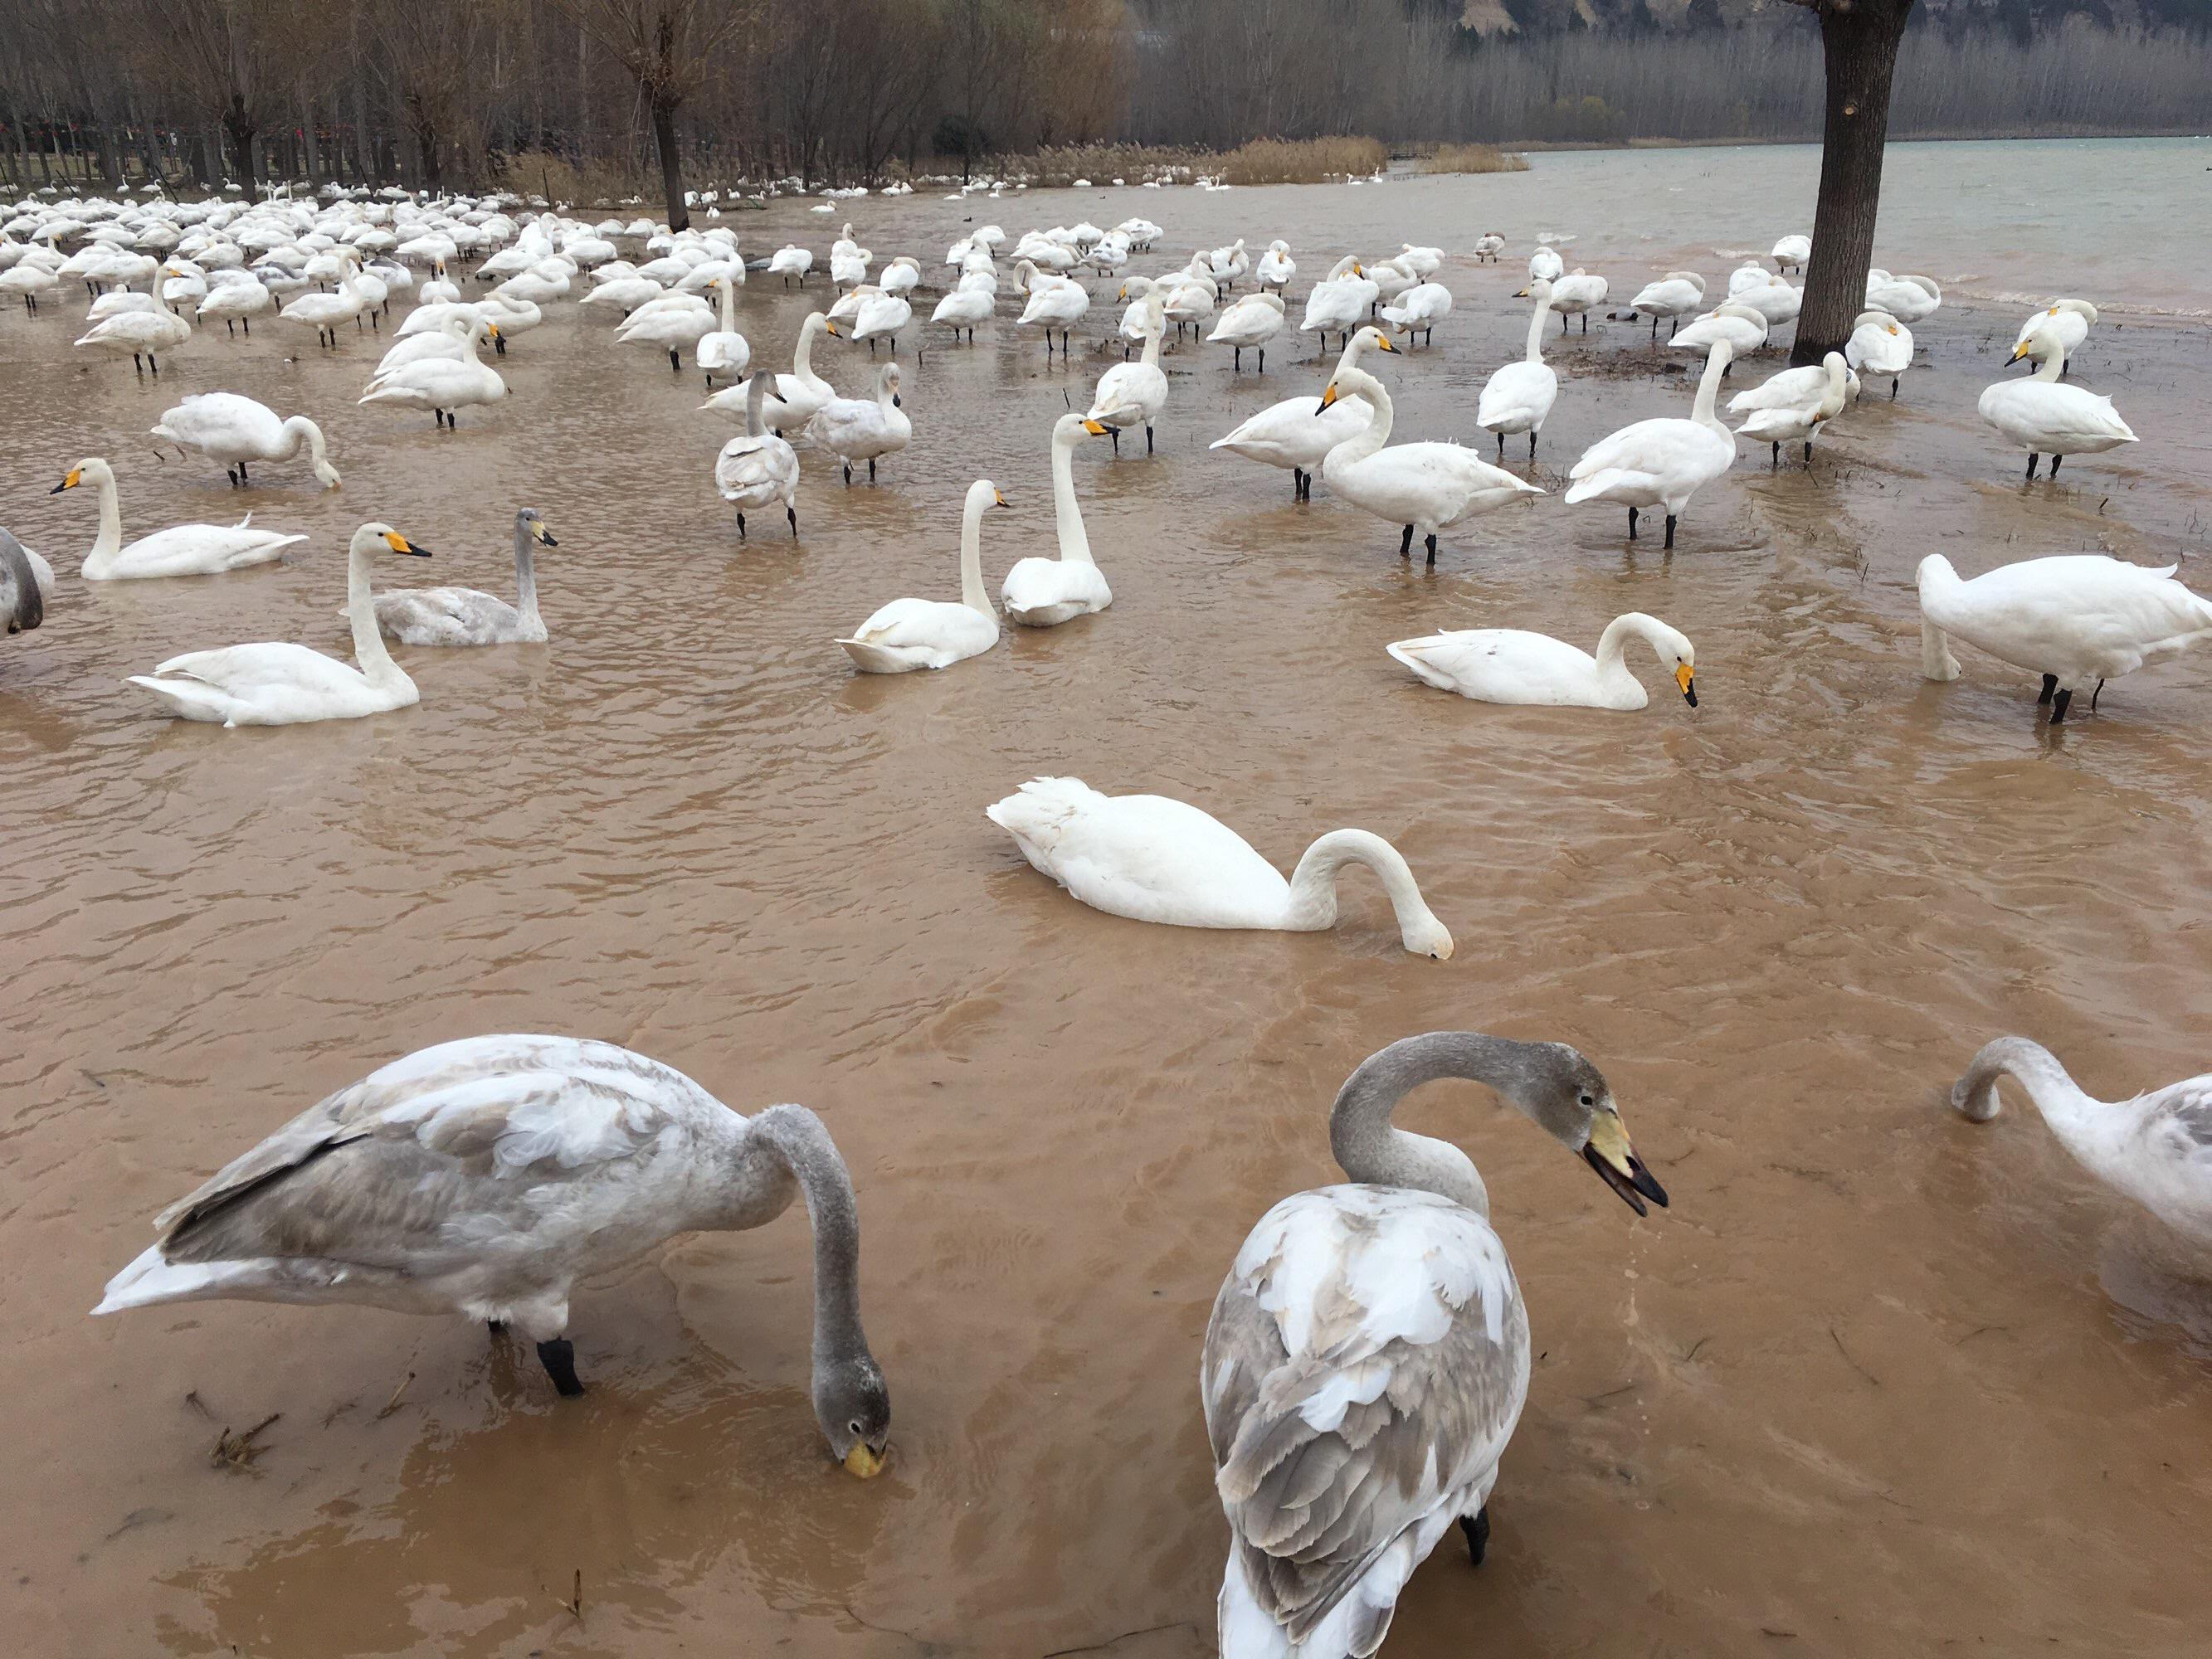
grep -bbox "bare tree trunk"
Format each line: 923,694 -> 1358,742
651,95 -> 687,229
1793,0 -> 1915,364
225,95 -> 258,198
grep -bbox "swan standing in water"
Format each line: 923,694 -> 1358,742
1565,340 -> 1737,549
1207,1033 -> 1667,1659
717,372 -> 802,539
1845,309 -> 1913,400
1669,303 -> 1766,367
1951,1038 -> 2212,1248
932,282 -> 993,343
1979,328 -> 2136,480
359,318 -> 508,427
1477,280 -> 1560,460
694,275 -> 752,389
987,779 -> 1454,956
837,479 -> 1006,673
805,355 -> 911,484
1389,612 -> 1698,711
1548,268 -> 1607,333
75,280 -> 190,373
371,508 -> 555,646
51,458 -> 305,580
1210,328 -> 1392,502
1318,366 -> 1542,567
1001,413 -> 1113,625
1299,255 -> 1375,355
1088,288 -> 1169,455
1771,232 -> 1810,271
1729,351 -> 1851,467
1211,289 -> 1287,372
1626,271 -> 1706,340
1917,552 -> 2212,723
150,392 -> 343,489
128,523 -> 432,725
1379,280 -> 1450,348
704,312 -> 836,432
91,1032 -> 894,1472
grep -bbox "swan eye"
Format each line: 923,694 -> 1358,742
848,1419 -> 864,1436
1579,1092 -> 1596,1107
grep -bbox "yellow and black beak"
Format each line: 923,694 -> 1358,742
1081,418 -> 1109,435
1376,333 -> 1396,353
487,323 -> 501,339
2009,340 -> 2031,362
50,467 -> 82,494
1318,382 -> 1340,411
533,521 -> 558,547
1582,1112 -> 1669,1216
992,489 -> 1010,508
383,530 -> 432,558
843,1443 -> 885,1480
826,320 -> 841,338
1675,661 -> 1697,707
1513,285 -> 1530,298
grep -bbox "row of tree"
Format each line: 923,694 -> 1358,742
1,0 -> 2204,226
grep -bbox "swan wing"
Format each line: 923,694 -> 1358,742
1932,557 -> 2212,674
1387,630 -> 1600,703
1205,1186 -> 1528,1651
1476,362 -> 1558,430
373,586 -> 519,646
986,780 -> 1287,926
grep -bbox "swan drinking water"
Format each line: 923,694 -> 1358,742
837,479 -> 1006,673
90,1032 -> 894,1474
150,392 -> 342,489
1206,1032 -> 1668,1659
987,779 -> 1454,956
1389,612 -> 1698,711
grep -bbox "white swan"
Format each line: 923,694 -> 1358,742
1771,233 -> 1811,271
75,282 -> 190,372
1472,232 -> 1506,263
768,244 -> 813,286
932,283 -> 992,343
279,258 -> 367,348
197,275 -> 273,335
359,319 -> 507,427
1626,271 -> 1706,340
128,523 -> 431,725
616,289 -> 716,371
1089,289 -> 1169,454
1379,280 -> 1450,347
1729,351 -> 1850,467
1527,245 -> 1564,283
1565,340 -> 1737,548
2015,298 -> 2097,359
1865,270 -> 1941,324
837,479 -> 1005,673
1318,365 -> 1542,567
1210,290 -> 1286,372
418,258 -> 459,304
851,285 -> 913,355
1389,612 -> 1698,711
1016,261 -> 1090,358
1477,280 -> 1559,461
1208,1033 -> 1665,1659
1255,239 -> 1295,290
695,275 -> 752,387
1670,303 -> 1766,364
371,508 -> 553,646
1210,328 -> 1391,501
716,372 -> 802,540
1001,413 -> 1112,626
1917,552 -> 2212,722
1950,1037 -> 2212,1248
90,1031 -> 893,1472
1299,255 -> 1374,352
704,313 -> 836,431
1979,328 -> 2136,479
150,392 -> 342,489
372,313 -> 489,378
987,779 -> 1454,956
1845,309 -> 1913,400
1548,268 -> 1607,333
804,355 -> 910,484
51,458 -> 305,581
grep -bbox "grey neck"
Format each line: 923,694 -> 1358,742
513,518 -> 540,628
1328,1032 -> 1559,1214
748,1105 -> 872,1369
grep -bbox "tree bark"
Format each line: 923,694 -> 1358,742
1792,0 -> 1915,364
651,96 -> 688,230
224,95 -> 258,198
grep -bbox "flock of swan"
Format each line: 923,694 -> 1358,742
4,182 -> 2208,1658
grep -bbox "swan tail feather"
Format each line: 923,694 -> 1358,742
836,638 -> 923,674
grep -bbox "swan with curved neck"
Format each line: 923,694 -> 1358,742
1210,326 -> 1392,500
1206,1033 -> 1666,1657
704,312 -> 835,431
1318,364 -> 1542,565
53,456 -> 307,581
127,522 -> 432,724
1000,412 -> 1112,625
1390,611 -> 1698,711
837,479 -> 1006,672
987,777 -> 1453,956
1951,1037 -> 2212,1247
1478,279 -> 1561,459
803,355 -> 909,484
372,508 -> 555,647
1979,327 -> 2136,480
695,274 -> 751,388
1564,340 -> 1736,549
150,392 -> 342,489
1731,351 -> 1851,468
90,1034 -> 894,1473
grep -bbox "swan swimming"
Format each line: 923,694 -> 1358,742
837,479 -> 1006,673
1389,612 -> 1698,711
1001,413 -> 1113,625
371,508 -> 556,646
51,458 -> 305,581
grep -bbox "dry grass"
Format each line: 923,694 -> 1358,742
491,149 -> 654,211
1421,144 -> 1531,175
1218,136 -> 1386,185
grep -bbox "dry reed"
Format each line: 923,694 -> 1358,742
1421,143 -> 1531,175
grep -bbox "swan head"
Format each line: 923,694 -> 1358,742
1498,1044 -> 1669,1215
353,523 -> 432,559
1514,278 -> 1552,300
517,508 -> 557,548
2012,327 -> 2060,363
1852,309 -> 1900,333
2049,298 -> 2098,324
816,1348 -> 892,1479
50,457 -> 112,494
878,362 -> 903,408
965,479 -> 1010,516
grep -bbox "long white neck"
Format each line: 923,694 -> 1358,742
2029,346 -> 2065,383
957,493 -> 993,616
1952,1037 -> 2111,1169
1051,428 -> 1094,566
1335,380 -> 1392,465
1140,299 -> 1165,367
1592,613 -> 1663,688
513,521 -> 541,631
795,320 -> 826,392
1284,829 -> 1440,945
743,371 -> 768,438
716,278 -> 736,332
90,471 -> 124,566
345,538 -> 408,688
1523,294 -> 1551,363
1691,349 -> 1731,434
876,374 -> 898,414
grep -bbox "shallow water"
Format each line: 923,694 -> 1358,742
5,139 -> 2212,1659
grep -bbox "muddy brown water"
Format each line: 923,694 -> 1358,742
5,144 -> 2212,1658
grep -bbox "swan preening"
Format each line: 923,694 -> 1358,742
1917,552 -> 2212,723
838,479 -> 1005,672
1980,328 -> 2136,479
92,1034 -> 894,1474
52,457 -> 305,580
1089,287 -> 1169,453
1207,1033 -> 1666,1658
1626,272 -> 1707,340
1390,612 -> 1698,711
1001,413 -> 1112,625
1566,341 -> 1737,548
372,508 -> 555,646
1846,309 -> 1913,400
987,778 -> 1454,956
152,392 -> 342,489
1729,352 -> 1850,467
1951,1037 -> 2212,1248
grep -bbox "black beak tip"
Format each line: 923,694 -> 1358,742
1584,1144 -> 1666,1215
541,532 -> 558,547
48,481 -> 66,494
1683,684 -> 1698,708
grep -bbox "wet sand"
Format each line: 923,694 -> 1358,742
5,156 -> 2212,1658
